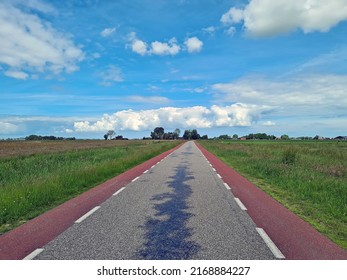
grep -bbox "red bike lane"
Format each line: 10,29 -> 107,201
196,142 -> 347,260
0,143 -> 183,260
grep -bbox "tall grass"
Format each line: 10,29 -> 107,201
199,140 -> 347,249
0,140 -> 180,233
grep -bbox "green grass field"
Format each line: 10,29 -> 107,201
199,140 -> 347,249
0,140 -> 181,234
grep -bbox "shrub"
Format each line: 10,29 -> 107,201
281,147 -> 298,165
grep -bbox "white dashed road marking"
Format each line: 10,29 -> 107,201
256,228 -> 285,259
113,187 -> 126,196
223,182 -> 231,190
75,206 -> 101,224
234,198 -> 247,211
131,176 -> 140,182
23,248 -> 44,260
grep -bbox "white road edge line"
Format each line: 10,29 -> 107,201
75,206 -> 101,224
217,173 -> 222,179
143,170 -> 149,174
132,176 -> 140,182
113,187 -> 126,196
234,198 -> 247,210
212,168 -> 216,171
23,248 -> 44,260
256,228 -> 285,259
151,165 -> 156,169
223,182 -> 231,190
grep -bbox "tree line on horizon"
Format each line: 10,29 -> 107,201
147,127 -> 209,140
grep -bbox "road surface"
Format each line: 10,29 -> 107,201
33,141 -> 278,260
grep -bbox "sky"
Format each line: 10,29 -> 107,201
1,0 -> 347,139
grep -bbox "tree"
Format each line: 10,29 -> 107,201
218,134 -> 230,140
174,128 -> 180,139
201,135 -> 208,140
232,134 -> 238,139
191,129 -> 200,140
183,130 -> 191,140
151,127 -> 165,139
104,130 -> 115,140
281,134 -> 289,140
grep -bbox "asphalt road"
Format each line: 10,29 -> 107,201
34,141 -> 277,260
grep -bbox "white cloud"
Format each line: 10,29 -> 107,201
15,0 -> 57,14
185,37 -> 203,53
128,33 -> 203,56
225,26 -> 236,36
128,95 -> 169,104
73,104 -> 268,132
0,2 -> 84,79
99,65 -> 123,86
212,74 -> 347,118
221,0 -> 347,37
0,122 -> 19,134
100,27 -> 116,37
127,32 -> 149,56
194,87 -> 205,93
202,26 -> 216,34
92,52 -> 101,59
132,39 -> 148,56
151,38 -> 181,56
221,7 -> 244,25
4,70 -> 29,80
262,121 -> 276,126
147,85 -> 161,91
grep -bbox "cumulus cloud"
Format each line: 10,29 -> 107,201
0,1 -> 84,79
151,38 -> 181,56
132,39 -> 148,56
185,37 -> 203,53
127,32 -> 149,56
100,27 -> 116,37
221,7 -> 244,25
127,33 -> 203,56
221,0 -> 347,37
99,65 -> 123,86
73,104 -> 269,132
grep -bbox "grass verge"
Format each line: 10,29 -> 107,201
0,140 -> 181,234
199,140 -> 347,249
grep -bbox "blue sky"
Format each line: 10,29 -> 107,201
1,0 -> 347,139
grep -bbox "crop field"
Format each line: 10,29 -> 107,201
199,140 -> 347,249
0,140 -> 181,234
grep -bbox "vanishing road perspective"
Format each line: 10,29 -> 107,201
33,141 -> 278,260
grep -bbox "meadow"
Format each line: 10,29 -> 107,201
0,140 -> 181,233
199,140 -> 347,249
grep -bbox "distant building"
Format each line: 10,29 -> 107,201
334,136 -> 347,140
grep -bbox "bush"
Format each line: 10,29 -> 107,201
282,147 -> 298,165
